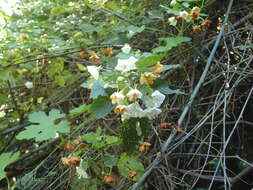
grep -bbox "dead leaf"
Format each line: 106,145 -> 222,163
103,175 -> 117,184
62,142 -> 75,152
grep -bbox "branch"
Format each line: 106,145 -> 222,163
3,44 -> 123,68
0,122 -> 31,136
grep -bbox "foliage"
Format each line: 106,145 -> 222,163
117,153 -> 144,182
90,96 -> 114,118
16,109 -> 70,142
153,37 -> 191,53
0,151 -> 20,180
0,0 -> 219,189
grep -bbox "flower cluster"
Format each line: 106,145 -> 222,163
168,6 -> 202,26
191,18 -> 212,34
86,44 -> 166,121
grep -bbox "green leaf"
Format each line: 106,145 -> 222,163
126,25 -> 145,38
102,155 -> 118,168
90,96 -> 114,118
47,58 -> 64,78
72,32 -> 83,40
16,109 -> 70,142
116,52 -> 131,59
104,136 -> 122,145
89,81 -> 107,99
81,132 -> 100,142
55,75 -> 65,87
69,104 -> 91,116
93,141 -> 106,148
80,24 -> 99,33
153,37 -> 191,53
152,80 -> 185,95
0,151 -> 20,180
117,153 -> 144,182
139,84 -> 153,95
135,55 -> 164,70
76,63 -> 87,71
0,94 -> 8,101
0,68 -> 12,81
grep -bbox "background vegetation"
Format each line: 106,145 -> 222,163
0,0 -> 253,189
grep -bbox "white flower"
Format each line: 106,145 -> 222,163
121,102 -> 162,121
87,66 -> 99,80
110,92 -> 125,104
126,89 -> 142,102
170,0 -> 177,6
121,43 -> 131,54
168,17 -> 177,26
145,90 -> 166,108
179,11 -> 190,22
0,111 -> 6,118
25,81 -> 33,89
143,107 -> 162,120
55,132 -> 59,138
151,90 -> 166,107
121,102 -> 145,121
115,56 -> 138,72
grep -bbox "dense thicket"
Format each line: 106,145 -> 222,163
0,0 -> 253,189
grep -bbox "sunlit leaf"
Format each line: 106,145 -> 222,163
153,37 -> 191,53
16,109 -> 70,142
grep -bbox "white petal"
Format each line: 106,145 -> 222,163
121,102 -> 163,121
121,44 -> 131,54
126,89 -> 142,101
168,17 -> 177,26
0,111 -> 6,118
121,102 -> 144,121
170,0 -> 177,6
115,56 -> 138,72
179,11 -> 189,19
87,66 -> 99,80
25,81 -> 33,89
143,107 -> 161,119
151,90 -> 166,107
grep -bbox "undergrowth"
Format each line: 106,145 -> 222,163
0,0 -> 253,189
